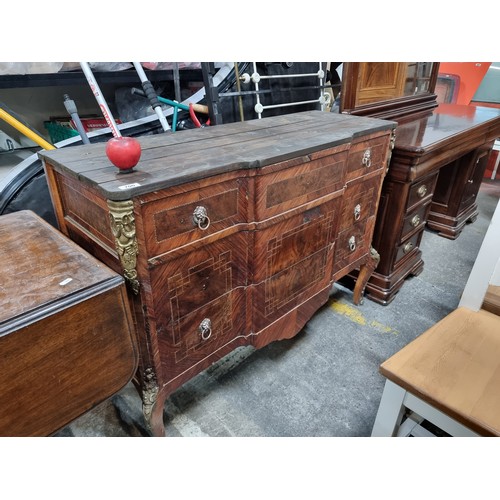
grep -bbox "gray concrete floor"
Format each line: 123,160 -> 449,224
55,179 -> 500,438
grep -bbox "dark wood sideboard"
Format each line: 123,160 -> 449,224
39,110 -> 395,436
360,103 -> 500,305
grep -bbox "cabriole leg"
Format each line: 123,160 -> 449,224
142,368 -> 165,437
353,246 -> 380,305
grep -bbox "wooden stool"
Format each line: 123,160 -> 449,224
372,195 -> 500,437
371,307 -> 500,437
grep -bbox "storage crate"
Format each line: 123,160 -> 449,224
44,121 -> 79,143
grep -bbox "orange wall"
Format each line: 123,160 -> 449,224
438,62 -> 491,105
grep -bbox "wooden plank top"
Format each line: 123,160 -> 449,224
39,110 -> 395,200
0,210 -> 121,333
380,307 -> 500,436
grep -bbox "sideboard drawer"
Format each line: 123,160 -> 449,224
150,232 -> 249,340
252,195 -> 341,283
158,287 -> 247,383
140,178 -> 248,257
333,216 -> 375,275
346,135 -> 389,181
254,149 -> 347,220
252,246 -> 334,332
338,176 -> 381,232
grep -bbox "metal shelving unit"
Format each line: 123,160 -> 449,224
0,69 -> 204,89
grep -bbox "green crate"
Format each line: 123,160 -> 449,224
44,121 -> 79,143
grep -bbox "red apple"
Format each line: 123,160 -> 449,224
105,136 -> 142,172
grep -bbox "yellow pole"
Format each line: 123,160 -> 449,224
0,107 -> 55,150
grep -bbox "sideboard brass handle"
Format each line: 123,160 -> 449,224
349,235 -> 356,252
193,206 -> 210,230
199,318 -> 212,341
411,215 -> 421,227
354,204 -> 361,221
417,185 -> 427,198
403,242 -> 413,254
362,149 -> 372,168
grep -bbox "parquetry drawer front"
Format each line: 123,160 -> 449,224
338,177 -> 380,232
252,195 -> 341,283
158,288 -> 247,383
254,147 -> 347,220
346,134 -> 389,181
140,178 -> 248,257
39,110 -> 395,436
150,232 -> 249,341
252,246 -> 334,332
333,216 -> 375,275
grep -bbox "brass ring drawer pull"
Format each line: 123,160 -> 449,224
192,206 -> 210,230
349,235 -> 356,252
354,204 -> 361,221
362,149 -> 372,168
417,185 -> 427,198
403,242 -> 413,254
199,318 -> 212,341
411,215 -> 421,227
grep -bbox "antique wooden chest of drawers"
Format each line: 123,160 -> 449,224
0,210 -> 138,436
39,110 -> 395,436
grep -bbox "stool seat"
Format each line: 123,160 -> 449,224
379,307 -> 500,436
